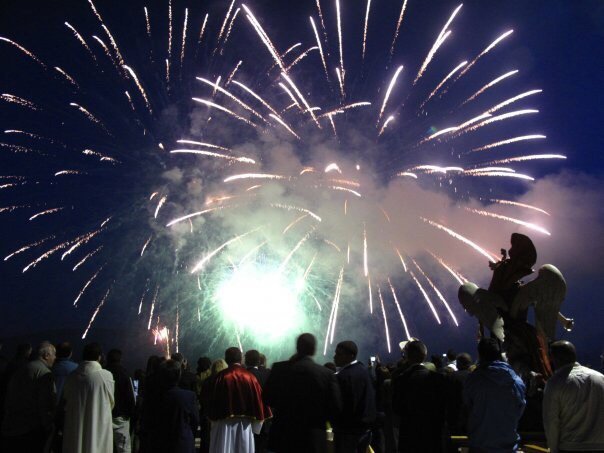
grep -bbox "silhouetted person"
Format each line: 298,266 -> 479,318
543,341 -> 604,452
263,333 -> 342,453
53,342 -> 78,403
1,341 -> 56,452
63,342 -> 115,453
156,360 -> 199,453
105,349 -> 136,453
139,355 -> 164,453
0,343 -> 32,436
196,357 -> 212,453
449,353 -> 473,434
207,347 -> 268,453
172,353 -> 197,392
392,340 -> 450,453
324,362 -> 337,373
464,338 -> 526,452
332,340 -> 376,453
245,349 -> 271,389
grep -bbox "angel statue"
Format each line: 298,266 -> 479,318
458,233 -> 573,377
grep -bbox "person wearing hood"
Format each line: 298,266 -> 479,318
463,338 -> 526,452
63,342 -> 115,453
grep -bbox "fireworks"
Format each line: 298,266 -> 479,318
0,0 -> 565,357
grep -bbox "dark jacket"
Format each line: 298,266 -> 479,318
105,362 -> 136,419
334,362 -> 376,434
392,363 -> 450,453
158,386 -> 199,453
247,366 -> 271,390
463,361 -> 526,453
263,356 -> 342,453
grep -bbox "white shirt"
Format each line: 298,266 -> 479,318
543,362 -> 604,452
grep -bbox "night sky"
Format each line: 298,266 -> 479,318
0,0 -> 603,368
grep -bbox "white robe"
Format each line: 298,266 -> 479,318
210,418 -> 262,453
63,361 -> 115,453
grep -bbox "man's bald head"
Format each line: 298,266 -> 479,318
550,340 -> 577,369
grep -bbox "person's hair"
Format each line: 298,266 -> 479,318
211,359 -> 228,375
82,342 -> 103,361
324,362 -> 337,372
107,349 -> 122,364
549,340 -> 577,367
406,340 -> 427,364
16,343 -> 32,360
446,349 -> 457,361
245,350 -> 260,367
336,340 -> 358,359
160,359 -> 181,388
456,353 -> 473,370
431,354 -> 444,369
36,341 -> 55,360
56,342 -> 73,359
477,338 -> 502,363
259,353 -> 267,367
146,355 -> 160,375
225,347 -> 242,365
197,357 -> 212,374
296,333 -> 316,357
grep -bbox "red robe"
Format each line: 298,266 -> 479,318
207,364 -> 270,422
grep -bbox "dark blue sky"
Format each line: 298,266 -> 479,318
0,0 -> 602,366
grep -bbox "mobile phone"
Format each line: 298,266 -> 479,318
370,356 -> 376,363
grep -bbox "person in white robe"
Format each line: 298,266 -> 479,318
63,342 -> 115,453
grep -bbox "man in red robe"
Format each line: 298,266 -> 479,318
206,347 -> 269,452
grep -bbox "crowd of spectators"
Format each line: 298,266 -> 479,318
0,335 -> 602,453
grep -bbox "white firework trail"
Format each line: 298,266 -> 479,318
29,208 -> 64,221
73,266 -> 103,306
217,0 -> 236,45
336,66 -> 345,99
64,22 -> 96,62
471,134 -> 546,152
419,60 -> 467,109
389,0 -> 409,57
147,286 -> 159,330
180,8 -> 188,70
367,276 -> 373,314
335,0 -> 345,84
269,113 -> 301,140
1,94 -> 39,110
61,228 -> 104,261
225,61 -> 242,87
318,102 -> 371,119
140,235 -> 153,257
100,24 -> 125,66
485,199 -> 550,216
463,69 -> 518,105
409,270 -> 441,324
82,149 -> 117,163
123,65 -> 152,113
412,260 -> 458,326
54,170 -> 84,176
467,171 -> 535,181
280,227 -> 316,271
166,59 -> 171,86
69,102 -> 101,124
91,35 -> 116,66
378,115 -> 395,137
192,98 -> 259,128
310,18 -> 329,80
428,251 -> 467,285
456,29 -> 514,82
82,286 -> 112,339
324,163 -> 342,174
270,203 -> 321,222
281,72 -> 321,128
0,37 -> 47,69
388,278 -> 412,339
166,206 -> 229,227
315,0 -> 328,43
176,139 -> 230,151
72,246 -> 103,271
167,0 -> 173,60
377,65 -> 404,126
285,46 -> 319,72
242,4 -> 286,72
363,225 -> 369,277
377,286 -> 392,353
0,205 -> 30,214
465,207 -> 551,236
323,267 -> 344,354
196,13 -> 209,53
414,3 -> 463,84
138,283 -> 149,315
483,154 -> 567,165
144,7 -> 151,38
190,228 -> 260,273
394,247 -> 407,272
4,236 -> 54,262
486,89 -> 543,114
362,0 -> 372,61
0,143 -> 35,154
422,217 -> 498,262
282,214 -> 308,234
196,77 -> 267,122
323,240 -> 341,252
154,196 -> 167,219
463,109 -> 539,133
124,91 -> 136,112
170,149 -> 256,164
221,8 -> 240,51
232,80 -> 281,118
23,240 -> 71,273
278,82 -> 301,109
224,173 -> 287,183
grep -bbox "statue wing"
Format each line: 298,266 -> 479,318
512,264 -> 567,341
